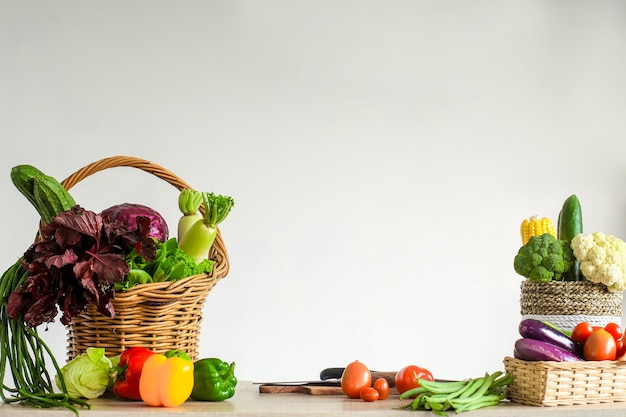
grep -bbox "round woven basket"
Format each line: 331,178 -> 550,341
520,280 -> 623,332
61,156 -> 229,360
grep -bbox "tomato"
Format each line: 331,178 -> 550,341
359,386 -> 379,402
616,339 -> 626,360
341,361 -> 372,399
571,322 -> 594,345
394,365 -> 434,395
605,322 -> 624,341
584,329 -> 617,361
373,378 -> 389,400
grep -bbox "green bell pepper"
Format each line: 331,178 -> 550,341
190,358 -> 237,401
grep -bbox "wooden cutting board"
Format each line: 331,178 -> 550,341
259,383 -> 400,395
258,383 -> 344,395
258,371 -> 399,395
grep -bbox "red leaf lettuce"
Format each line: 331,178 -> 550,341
7,205 -> 156,328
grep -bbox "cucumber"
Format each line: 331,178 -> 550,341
10,164 -> 47,209
10,164 -> 76,223
33,175 -> 77,223
558,194 -> 583,242
558,194 -> 583,281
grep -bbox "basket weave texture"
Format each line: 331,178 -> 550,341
520,280 -> 623,331
62,156 -> 229,361
503,357 -> 626,406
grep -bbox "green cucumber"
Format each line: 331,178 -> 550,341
558,194 -> 583,281
11,164 -> 76,223
10,164 -> 47,209
33,175 -> 77,223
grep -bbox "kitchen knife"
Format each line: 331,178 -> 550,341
320,367 -> 396,386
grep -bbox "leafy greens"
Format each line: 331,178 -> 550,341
118,237 -> 213,290
7,205 -> 156,328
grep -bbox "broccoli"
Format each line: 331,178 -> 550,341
514,233 -> 574,282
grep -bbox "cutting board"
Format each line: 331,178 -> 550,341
258,371 -> 399,395
258,383 -> 344,395
259,383 -> 400,395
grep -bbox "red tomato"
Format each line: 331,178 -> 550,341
605,322 -> 624,341
373,378 -> 389,400
359,386 -> 379,402
394,365 -> 434,395
616,339 -> 626,360
571,322 -> 594,345
584,329 -> 617,361
341,361 -> 372,399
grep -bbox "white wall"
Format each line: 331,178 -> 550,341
2,0 -> 626,383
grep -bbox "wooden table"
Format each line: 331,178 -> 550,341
2,381 -> 626,416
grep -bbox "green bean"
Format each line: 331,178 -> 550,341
452,376 -> 486,400
416,379 -> 469,394
400,371 -> 512,416
0,260 -> 90,415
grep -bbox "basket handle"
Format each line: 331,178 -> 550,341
60,155 -> 230,278
61,155 -> 192,191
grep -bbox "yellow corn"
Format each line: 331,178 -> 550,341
520,216 -> 556,244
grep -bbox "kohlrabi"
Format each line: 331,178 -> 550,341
179,192 -> 234,263
177,188 -> 203,242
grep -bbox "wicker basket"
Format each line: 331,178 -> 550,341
503,356 -> 626,406
520,280 -> 623,332
61,156 -> 229,361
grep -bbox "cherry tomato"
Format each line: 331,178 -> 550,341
571,322 -> 594,345
584,328 -> 617,361
373,378 -> 389,400
359,386 -> 379,402
616,339 -> 626,360
605,322 -> 624,341
394,365 -> 434,395
341,360 -> 372,399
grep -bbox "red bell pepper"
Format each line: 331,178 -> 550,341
113,347 -> 157,400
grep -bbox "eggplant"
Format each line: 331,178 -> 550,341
519,319 -> 578,354
514,338 -> 582,362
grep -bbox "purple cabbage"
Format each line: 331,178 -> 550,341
100,203 -> 169,242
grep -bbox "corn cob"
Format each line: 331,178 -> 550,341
520,215 -> 556,245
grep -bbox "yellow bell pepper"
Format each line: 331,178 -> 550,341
139,351 -> 194,407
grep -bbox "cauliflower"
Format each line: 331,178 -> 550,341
514,233 -> 575,282
571,232 -> 626,292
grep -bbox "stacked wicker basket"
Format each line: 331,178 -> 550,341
505,248 -> 626,406
59,156 -> 229,361
519,280 -> 623,332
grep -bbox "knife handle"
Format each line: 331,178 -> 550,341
320,368 -> 396,386
371,371 -> 396,386
319,367 -> 345,380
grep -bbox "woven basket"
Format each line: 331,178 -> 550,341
520,280 -> 623,332
503,356 -> 626,406
61,156 -> 229,361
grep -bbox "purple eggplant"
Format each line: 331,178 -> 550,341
514,338 -> 582,362
519,319 -> 578,354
